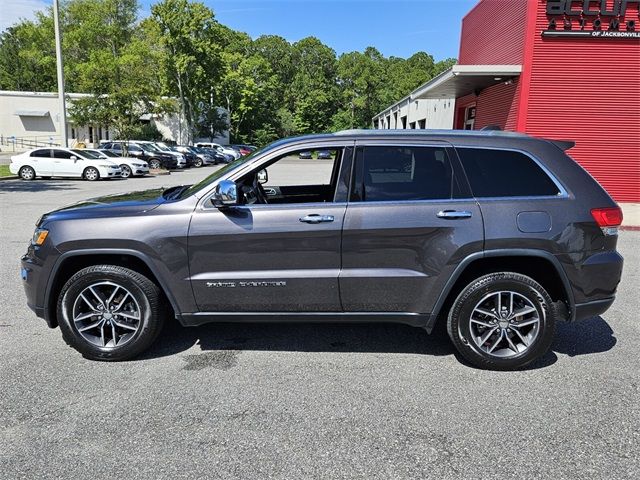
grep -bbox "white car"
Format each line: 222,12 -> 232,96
10,147 -> 121,181
86,149 -> 149,178
195,142 -> 241,160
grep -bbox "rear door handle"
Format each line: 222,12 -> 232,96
299,214 -> 334,224
437,210 -> 473,219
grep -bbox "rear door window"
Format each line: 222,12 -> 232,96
52,149 -> 73,159
31,149 -> 51,158
456,148 -> 561,198
350,146 -> 458,202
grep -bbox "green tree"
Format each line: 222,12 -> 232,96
0,16 -> 56,91
289,37 -> 338,134
147,0 -> 223,143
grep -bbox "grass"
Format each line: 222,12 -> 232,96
0,165 -> 12,177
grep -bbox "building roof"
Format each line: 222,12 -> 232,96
411,65 -> 522,100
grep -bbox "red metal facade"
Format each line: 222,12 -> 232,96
459,0 -> 640,202
458,0 -> 527,65
475,79 -> 521,131
523,0 -> 640,202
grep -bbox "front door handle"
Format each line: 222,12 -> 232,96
299,214 -> 334,224
437,210 -> 473,219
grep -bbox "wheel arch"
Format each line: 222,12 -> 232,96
427,249 -> 574,333
44,249 -> 180,328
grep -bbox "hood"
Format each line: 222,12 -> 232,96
38,188 -> 169,225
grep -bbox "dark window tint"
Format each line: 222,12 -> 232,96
31,149 -> 51,158
457,148 -> 560,198
351,146 -> 456,202
52,149 -> 73,159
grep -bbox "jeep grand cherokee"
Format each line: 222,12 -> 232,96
21,130 -> 624,369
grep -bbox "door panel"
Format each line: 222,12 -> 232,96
340,143 -> 484,313
340,201 -> 483,313
188,204 -> 346,312
29,149 -> 55,175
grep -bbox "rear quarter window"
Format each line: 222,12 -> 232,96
457,148 -> 561,198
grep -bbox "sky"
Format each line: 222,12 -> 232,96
1,0 -> 478,61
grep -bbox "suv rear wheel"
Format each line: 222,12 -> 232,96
148,158 -> 161,169
447,272 -> 556,370
57,265 -> 165,361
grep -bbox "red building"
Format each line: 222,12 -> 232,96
412,0 -> 640,202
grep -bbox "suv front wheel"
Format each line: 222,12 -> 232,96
57,265 -> 165,361
447,272 -> 556,370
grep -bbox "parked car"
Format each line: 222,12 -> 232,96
195,142 -> 241,160
229,144 -> 257,156
298,151 -> 312,159
21,130 -> 623,370
147,142 -> 188,168
317,150 -> 332,159
190,146 -> 222,165
169,146 -> 199,168
84,149 -> 149,178
10,147 -> 121,181
100,142 -> 178,170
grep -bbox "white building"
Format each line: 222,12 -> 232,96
0,90 -> 229,151
372,94 -> 455,131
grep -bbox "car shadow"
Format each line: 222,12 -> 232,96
139,315 -> 617,370
0,180 -> 81,193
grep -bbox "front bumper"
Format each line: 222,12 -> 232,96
21,244 -> 57,327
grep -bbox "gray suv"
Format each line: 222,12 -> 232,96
20,130 -> 624,370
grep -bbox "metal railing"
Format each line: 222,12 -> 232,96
0,135 -> 62,152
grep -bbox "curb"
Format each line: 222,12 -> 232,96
0,175 -> 18,181
149,169 -> 171,176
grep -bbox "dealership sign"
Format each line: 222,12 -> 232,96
543,0 -> 640,38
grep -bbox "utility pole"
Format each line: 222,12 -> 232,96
53,0 -> 68,147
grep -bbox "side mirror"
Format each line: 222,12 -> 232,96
70,155 -> 78,161
257,169 -> 268,184
211,180 -> 238,208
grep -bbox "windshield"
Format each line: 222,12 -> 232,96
155,142 -> 172,151
176,145 -> 270,200
72,149 -> 102,159
141,143 -> 161,152
100,150 -> 119,157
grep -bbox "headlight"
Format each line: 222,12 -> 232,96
99,164 -> 115,168
32,228 -> 49,246
133,163 -> 144,167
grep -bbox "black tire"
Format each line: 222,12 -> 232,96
83,166 -> 100,181
57,265 -> 165,361
19,166 -> 36,180
149,158 -> 161,169
120,164 -> 131,178
447,272 -> 556,371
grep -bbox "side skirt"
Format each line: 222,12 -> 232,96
178,312 -> 431,330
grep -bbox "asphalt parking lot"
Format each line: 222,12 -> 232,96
0,168 -> 639,479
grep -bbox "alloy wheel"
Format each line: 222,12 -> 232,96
120,164 -> 131,178
84,167 -> 99,181
19,166 -> 35,180
468,290 -> 541,358
71,281 -> 142,348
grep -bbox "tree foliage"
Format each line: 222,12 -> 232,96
0,0 -> 457,145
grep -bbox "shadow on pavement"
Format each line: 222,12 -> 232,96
0,180 -> 81,193
141,315 -> 616,370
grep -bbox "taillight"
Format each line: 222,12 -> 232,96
591,207 -> 623,235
